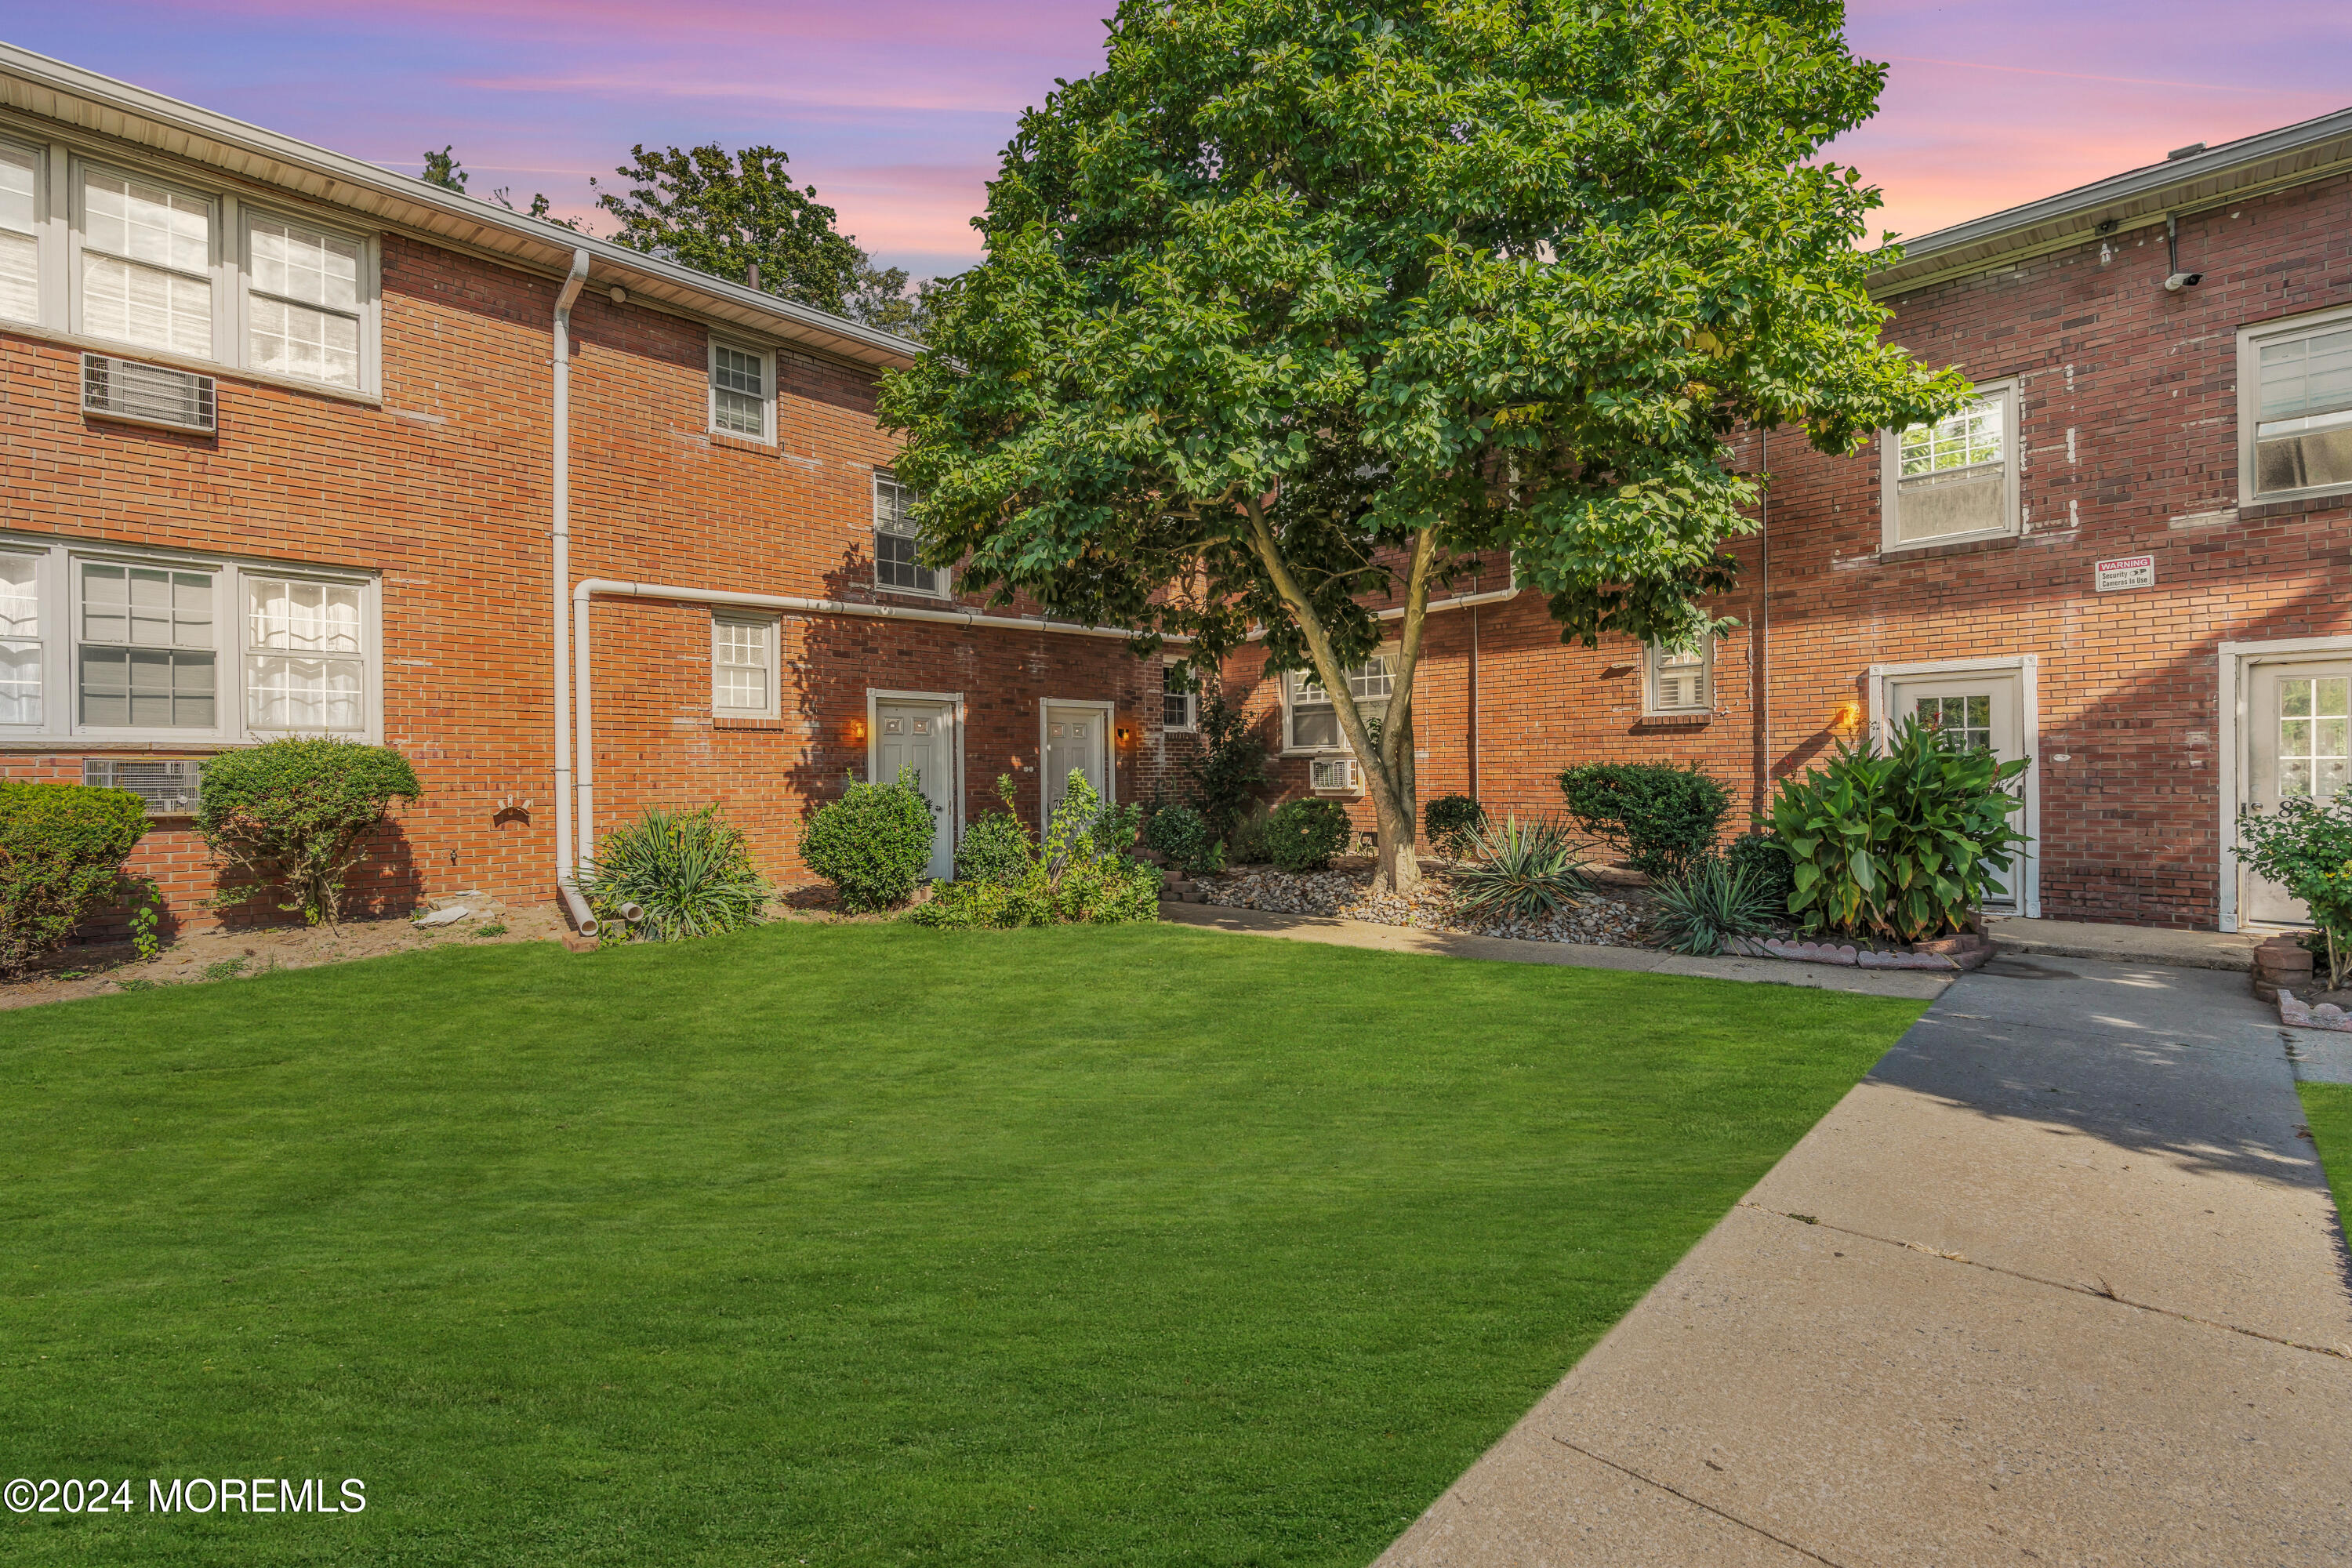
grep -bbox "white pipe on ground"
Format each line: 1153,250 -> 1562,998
548,248 -> 596,937
567,579 -> 1187,875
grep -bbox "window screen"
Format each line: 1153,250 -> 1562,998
1891,394 -> 2009,544
2255,325 -> 2352,496
80,168 -> 212,358
1289,656 -> 1390,750
0,142 -> 35,325
248,216 -> 362,388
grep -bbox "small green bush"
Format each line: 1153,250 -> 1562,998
196,739 -> 423,926
579,804 -> 768,942
907,772 -> 1160,930
2236,793 -> 2352,990
798,767 -> 937,913
1228,802 -> 1273,866
1450,815 -> 1591,922
1769,717 -> 2029,942
1722,832 -> 1795,913
957,776 -> 1034,884
1423,794 -> 1488,858
0,781 -> 151,978
1558,761 -> 1730,880
1650,856 -> 1780,956
1265,798 -> 1352,875
1186,687 -> 1271,841
1142,802 -> 1216,874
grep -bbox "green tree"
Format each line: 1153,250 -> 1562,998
877,0 -> 1966,893
846,258 -> 944,340
594,144 -> 866,314
419,145 -> 466,192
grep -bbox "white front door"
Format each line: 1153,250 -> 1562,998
1885,671 -> 2027,910
1042,705 -> 1107,823
874,699 -> 956,880
2243,660 -> 2350,926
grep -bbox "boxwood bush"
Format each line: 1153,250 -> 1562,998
798,768 -> 938,913
1557,760 -> 1729,880
1265,797 -> 1352,874
1423,793 -> 1488,858
197,739 -> 423,926
0,780 -> 151,978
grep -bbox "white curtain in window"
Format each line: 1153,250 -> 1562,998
0,553 -> 36,725
81,170 -> 212,358
0,143 -> 35,325
245,655 -> 362,730
248,218 -> 362,387
248,577 -> 361,653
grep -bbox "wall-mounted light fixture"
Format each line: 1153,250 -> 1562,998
849,717 -> 867,742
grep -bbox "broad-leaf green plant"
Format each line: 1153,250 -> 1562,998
909,771 -> 1160,928
956,775 -> 1036,884
2235,793 -> 2352,991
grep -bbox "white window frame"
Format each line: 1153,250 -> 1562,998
0,544 -> 48,729
873,470 -> 947,599
1160,661 -> 1198,733
0,531 -> 381,748
240,568 -> 375,735
1880,380 -> 2020,553
2238,302 -> 2352,507
711,612 -> 779,719
1645,638 -> 1713,717
1282,652 -> 1392,756
0,120 -> 383,397
707,337 -> 775,443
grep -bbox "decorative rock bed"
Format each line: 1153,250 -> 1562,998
1185,864 -> 1649,948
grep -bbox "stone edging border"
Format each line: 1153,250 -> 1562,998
2279,991 -> 2352,1033
1722,933 -> 1993,973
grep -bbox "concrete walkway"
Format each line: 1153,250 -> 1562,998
1374,953 -> 2352,1567
1984,914 -> 2265,972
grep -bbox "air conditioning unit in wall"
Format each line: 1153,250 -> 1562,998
82,353 -> 217,434
1308,757 -> 1357,793
83,757 -> 204,816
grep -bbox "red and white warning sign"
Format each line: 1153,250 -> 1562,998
2093,554 -> 2154,592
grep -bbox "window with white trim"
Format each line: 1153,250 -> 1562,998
78,165 -> 214,361
1286,655 -> 1391,753
1881,383 -> 2018,549
1161,663 -> 1197,731
246,213 -> 363,390
0,552 -> 40,725
1646,640 -> 1711,714
873,471 -> 946,596
0,140 -> 37,325
0,535 -> 379,742
709,339 -> 772,440
2242,308 -> 2352,501
712,613 -> 778,718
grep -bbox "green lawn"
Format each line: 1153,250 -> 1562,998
2303,1082 -> 2352,1241
1,922 -> 1922,1566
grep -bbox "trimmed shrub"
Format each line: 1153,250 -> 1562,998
1265,797 -> 1352,874
2235,793 -> 2352,990
1186,687 -> 1271,841
956,775 -> 1034,884
1769,717 -> 2030,942
1423,793 -> 1488,858
907,772 -> 1160,929
1450,815 -> 1591,922
798,767 -> 937,913
1228,802 -> 1273,866
1722,832 -> 1795,913
0,781 -> 150,978
196,739 -> 423,926
1650,855 -> 1779,956
579,804 -> 768,942
1142,802 -> 1215,874
1558,761 -> 1730,880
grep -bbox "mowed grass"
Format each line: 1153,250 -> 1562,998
2303,1083 -> 2352,1243
0,921 -> 1923,1566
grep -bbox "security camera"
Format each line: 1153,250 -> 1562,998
2165,270 -> 2203,292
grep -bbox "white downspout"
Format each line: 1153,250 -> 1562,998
550,248 -> 597,936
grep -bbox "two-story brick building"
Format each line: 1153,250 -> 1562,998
0,43 -> 1195,935
1229,106 -> 2352,933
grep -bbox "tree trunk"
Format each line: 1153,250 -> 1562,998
1370,781 -> 1421,896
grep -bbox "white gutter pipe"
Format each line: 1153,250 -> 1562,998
567,579 -> 1187,874
1241,583 -> 1523,640
549,248 -> 597,937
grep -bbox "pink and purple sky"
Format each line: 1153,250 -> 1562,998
8,3 -> 2347,280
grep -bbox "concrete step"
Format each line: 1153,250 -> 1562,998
1983,916 -> 2266,973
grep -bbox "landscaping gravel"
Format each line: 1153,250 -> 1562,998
1192,865 -> 1648,947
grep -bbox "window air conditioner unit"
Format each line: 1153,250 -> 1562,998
82,353 -> 217,434
83,757 -> 204,816
1308,757 -> 1356,792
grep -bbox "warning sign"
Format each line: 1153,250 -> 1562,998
2093,554 -> 2154,592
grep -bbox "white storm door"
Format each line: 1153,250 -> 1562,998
1042,705 -> 1106,822
1886,673 -> 2027,909
875,699 -> 955,880
2243,661 -> 2350,926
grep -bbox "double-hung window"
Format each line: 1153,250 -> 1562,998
873,470 -> 946,596
1286,655 -> 1391,753
709,339 -> 772,440
78,165 -> 215,361
78,561 -> 216,728
712,614 -> 778,718
2241,307 -> 2352,503
1881,383 -> 2018,549
1646,639 -> 1711,715
246,213 -> 363,389
1161,663 -> 1197,731
0,552 -> 40,725
0,140 -> 37,325
245,575 -> 365,730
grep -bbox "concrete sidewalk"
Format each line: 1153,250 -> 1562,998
1376,954 -> 2352,1567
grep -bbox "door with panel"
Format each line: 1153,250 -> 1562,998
873,699 -> 956,880
1883,671 -> 2028,911
2242,659 -> 2350,926
1041,706 -> 1108,823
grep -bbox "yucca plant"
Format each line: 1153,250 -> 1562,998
1450,815 -> 1592,921
580,804 -> 770,941
1651,855 -> 1780,956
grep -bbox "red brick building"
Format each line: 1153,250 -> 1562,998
1229,107 -> 2352,932
0,45 -> 1191,935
